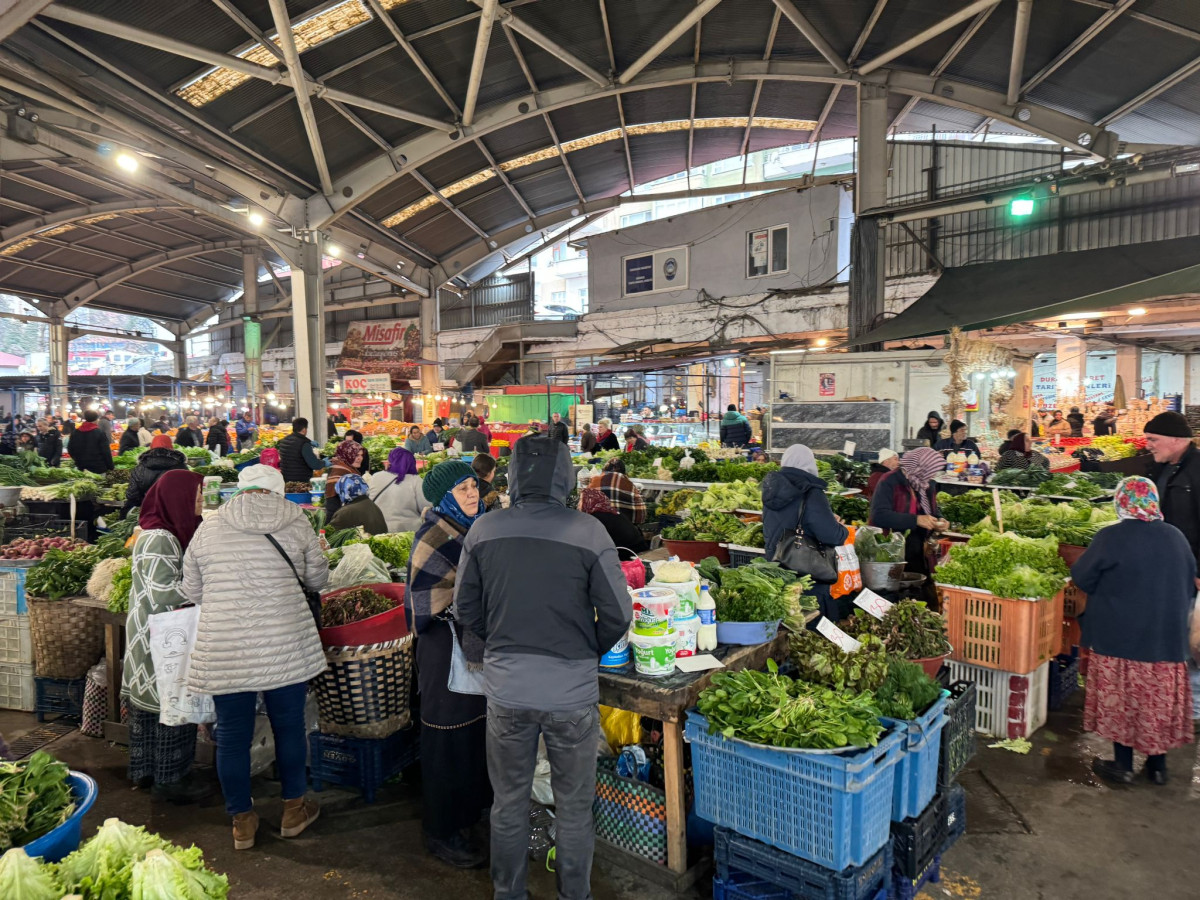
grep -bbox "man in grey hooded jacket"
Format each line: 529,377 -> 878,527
456,434 -> 631,900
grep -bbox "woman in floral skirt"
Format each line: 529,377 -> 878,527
1072,476 -> 1195,785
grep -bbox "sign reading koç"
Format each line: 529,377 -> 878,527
340,373 -> 392,393
336,318 -> 421,380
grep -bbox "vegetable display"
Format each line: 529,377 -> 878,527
989,467 -> 1051,487
850,600 -> 951,659
822,455 -> 872,489
688,480 -> 761,512
696,660 -> 884,750
731,521 -> 764,548
789,630 -> 889,693
285,481 -> 311,493
366,532 -> 414,569
86,557 -> 129,608
25,546 -> 102,600
0,535 -> 87,560
21,480 -> 100,501
968,497 -> 1117,546
1087,435 -> 1137,459
0,751 -> 75,851
0,847 -> 59,899
875,658 -> 944,720
829,493 -> 869,523
179,447 -> 212,463
936,490 -> 995,529
192,466 -> 239,483
107,560 -> 133,614
935,531 -> 1068,599
1032,474 -> 1106,499
853,527 -> 905,563
321,586 -> 397,628
662,511 -> 744,542
656,490 -> 697,516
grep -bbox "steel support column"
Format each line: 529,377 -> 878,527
420,288 -> 439,421
849,83 -> 888,348
48,315 -> 69,418
289,238 -> 328,444
242,251 -> 263,421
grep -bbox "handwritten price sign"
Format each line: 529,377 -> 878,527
853,588 -> 894,620
816,617 -> 862,653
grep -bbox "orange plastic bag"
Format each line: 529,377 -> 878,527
830,526 -> 863,600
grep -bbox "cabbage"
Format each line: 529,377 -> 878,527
0,848 -> 60,900
653,561 -> 695,583
130,848 -> 229,900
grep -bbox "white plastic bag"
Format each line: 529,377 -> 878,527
327,543 -> 391,591
148,606 -> 216,726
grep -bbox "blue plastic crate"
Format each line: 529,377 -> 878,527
309,725 -> 420,803
35,676 -> 85,722
714,873 -> 888,900
715,827 -> 891,900
880,692 -> 949,821
727,546 -> 766,568
1048,651 -> 1081,711
0,566 -> 29,616
685,710 -> 904,871
892,855 -> 940,900
943,782 -> 966,853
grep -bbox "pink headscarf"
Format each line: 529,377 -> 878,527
900,447 -> 945,516
259,447 -> 281,469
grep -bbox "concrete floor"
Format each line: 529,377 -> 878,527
1,694 -> 1196,900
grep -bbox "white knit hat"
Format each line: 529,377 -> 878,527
237,464 -> 285,495
877,448 -> 898,463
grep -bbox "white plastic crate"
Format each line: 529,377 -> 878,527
0,615 -> 32,664
0,662 -> 35,711
945,659 -> 1049,740
0,567 -> 28,617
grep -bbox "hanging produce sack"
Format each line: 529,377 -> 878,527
26,597 -> 104,679
148,605 -> 216,727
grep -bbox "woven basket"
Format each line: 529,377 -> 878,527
26,597 -> 104,679
593,755 -> 668,866
312,636 -> 414,739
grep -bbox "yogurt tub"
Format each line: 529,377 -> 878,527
631,631 -> 678,677
600,631 -> 631,667
673,613 -> 700,658
630,587 -> 677,636
649,575 -> 700,619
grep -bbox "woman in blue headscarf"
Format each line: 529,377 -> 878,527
325,473 -> 388,535
365,446 -> 426,533
406,460 -> 490,868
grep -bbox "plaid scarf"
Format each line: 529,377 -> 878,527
408,510 -> 483,667
599,471 -> 646,524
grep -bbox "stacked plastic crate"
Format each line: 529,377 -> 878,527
0,562 -> 35,711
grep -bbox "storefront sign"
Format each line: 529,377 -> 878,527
336,318 -> 421,380
621,247 -> 688,297
340,373 -> 392,393
818,373 -> 835,397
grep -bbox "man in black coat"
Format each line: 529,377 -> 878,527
547,411 -> 570,445
1144,412 -> 1200,589
35,418 -> 62,467
68,410 -> 114,474
174,416 -> 204,448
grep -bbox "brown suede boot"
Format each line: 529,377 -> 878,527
232,810 -> 258,851
280,797 -> 319,838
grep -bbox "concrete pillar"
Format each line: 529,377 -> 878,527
686,364 -> 704,412
289,237 -> 328,443
1115,345 -> 1141,405
169,341 -> 187,382
1055,336 -> 1088,406
48,316 -> 69,418
848,83 -> 888,347
242,252 -> 263,421
419,290 -> 438,423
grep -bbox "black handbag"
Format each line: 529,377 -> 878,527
265,534 -> 322,629
771,491 -> 839,584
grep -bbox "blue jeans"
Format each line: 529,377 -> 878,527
213,682 -> 308,817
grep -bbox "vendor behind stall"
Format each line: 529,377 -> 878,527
915,411 -> 944,448
996,433 -> 1050,471
869,447 -> 947,605
865,448 -> 898,497
934,420 -> 980,456
1045,410 -> 1071,436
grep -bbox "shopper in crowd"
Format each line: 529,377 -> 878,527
579,487 -> 648,557
934,419 -> 980,455
720,404 -> 752,447
138,419 -> 154,447
623,428 -> 649,452
155,416 -> 171,434
915,411 -> 944,447
343,428 -> 371,475
259,447 -> 281,470
579,423 -> 597,454
869,447 -> 948,605
407,460 -> 490,869
1093,406 -> 1118,436
123,435 -> 188,518
865,448 -> 899,498
234,412 -> 258,452
476,412 -> 492,443
997,429 -> 1022,456
1066,406 -> 1086,437
326,413 -> 339,440
405,424 -> 434,455
118,417 -> 143,455
456,434 -> 631,900
427,419 -> 447,449
1030,417 -> 1042,438
205,417 -> 231,457
1045,410 -> 1072,436
548,411 -> 570,445
365,447 -> 426,533
15,431 -> 36,453
326,473 -> 388,535
174,416 -> 204,448
182,464 -> 327,850
60,419 -> 74,452
122,469 -> 208,803
597,458 -> 646,524
69,409 -> 114,474
1072,476 -> 1195,784
275,418 -> 325,484
595,417 -> 620,451
996,433 -> 1050,471
762,444 -> 850,621
457,417 -> 490,454
472,452 -> 502,512
99,410 -> 115,443
35,417 -> 62,467
324,439 -> 365,520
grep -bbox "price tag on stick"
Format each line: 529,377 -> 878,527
816,616 -> 862,653
993,489 -> 1004,534
853,588 -> 894,620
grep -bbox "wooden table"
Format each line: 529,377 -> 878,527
71,595 -> 127,743
596,628 -> 799,889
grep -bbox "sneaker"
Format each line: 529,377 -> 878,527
1092,758 -> 1133,785
232,810 -> 259,851
1143,767 -> 1169,786
280,797 -> 320,838
424,832 -> 487,869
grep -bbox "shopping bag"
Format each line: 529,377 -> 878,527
830,527 -> 863,600
148,606 -> 216,726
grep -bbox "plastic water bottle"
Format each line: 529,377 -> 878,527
696,584 -> 717,651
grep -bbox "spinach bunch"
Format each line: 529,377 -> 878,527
875,657 -> 943,720
26,546 -> 102,600
789,630 -> 889,693
696,659 -> 884,750
712,566 -> 791,623
850,600 -> 951,659
0,751 -> 75,851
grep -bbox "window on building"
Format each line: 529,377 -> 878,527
747,225 -> 789,277
620,211 -> 651,227
551,290 -> 567,304
710,156 -> 744,174
577,287 -> 588,305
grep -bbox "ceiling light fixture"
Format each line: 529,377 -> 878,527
1128,307 -> 1147,316
115,153 -> 139,173
248,212 -> 264,227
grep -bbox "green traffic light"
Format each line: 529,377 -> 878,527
1010,197 -> 1035,217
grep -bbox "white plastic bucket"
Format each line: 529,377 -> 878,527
631,631 -> 677,677
630,587 -> 677,636
674,613 -> 700,658
648,575 -> 700,619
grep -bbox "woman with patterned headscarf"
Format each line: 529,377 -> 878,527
326,473 -> 388,535
868,446 -> 949,604
323,439 -> 364,518
365,446 -> 426,533
1072,476 -> 1196,785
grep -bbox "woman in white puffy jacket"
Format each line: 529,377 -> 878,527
182,464 -> 328,851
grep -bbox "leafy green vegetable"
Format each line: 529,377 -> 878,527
936,490 -> 995,528
829,493 -> 869,523
850,600 -> 951,659
108,560 -> 133,614
178,447 -> 212,463
26,546 -> 102,600
1033,474 -> 1106,499
0,752 -> 75,851
366,532 -> 414,569
731,521 -> 765,548
935,531 -> 1068,599
688,480 -> 762,512
875,658 -> 943,720
968,497 -> 1117,546
854,527 -> 906,563
789,630 -> 889,693
321,586 -> 397,627
130,847 -> 230,899
662,511 -> 744,542
711,566 -> 792,622
191,466 -> 239,483
823,455 -> 872,489
989,467 -> 1052,487
988,737 -> 1032,754
696,659 -> 884,750
0,848 -> 59,900
656,489 -> 698,516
